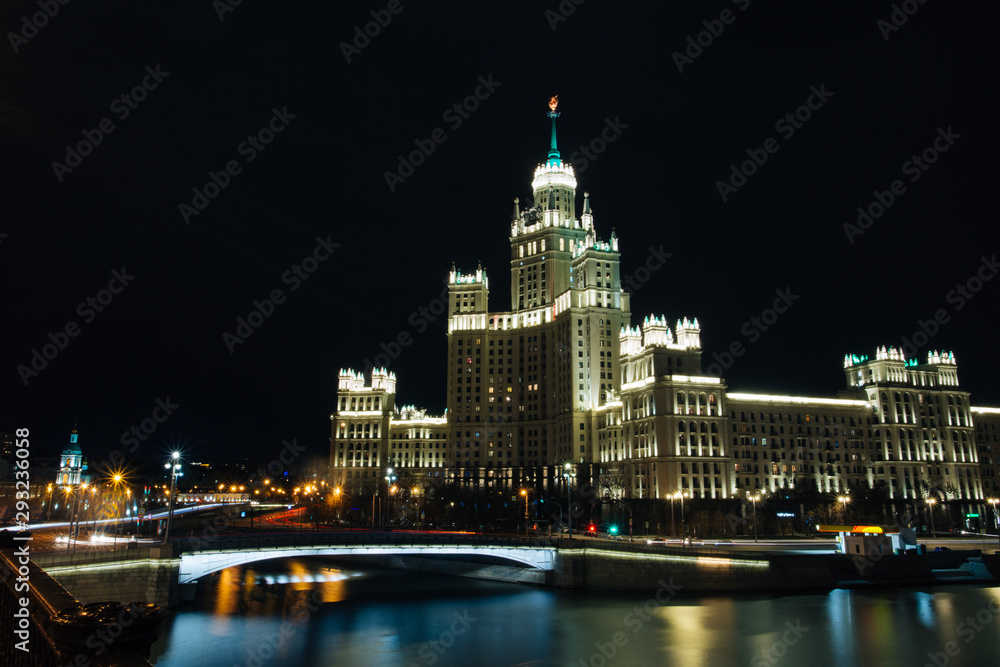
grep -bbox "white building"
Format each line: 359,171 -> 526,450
329,103 -> 1000,518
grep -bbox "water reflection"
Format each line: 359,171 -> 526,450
150,559 -> 1000,667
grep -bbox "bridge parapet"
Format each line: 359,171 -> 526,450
173,531 -> 558,554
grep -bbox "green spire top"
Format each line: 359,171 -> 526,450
546,95 -> 561,165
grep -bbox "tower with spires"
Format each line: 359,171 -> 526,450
443,96 -> 632,493
57,424 -> 88,486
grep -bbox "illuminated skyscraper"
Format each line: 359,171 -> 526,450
330,102 -> 998,522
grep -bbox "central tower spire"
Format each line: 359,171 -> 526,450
547,95 -> 561,165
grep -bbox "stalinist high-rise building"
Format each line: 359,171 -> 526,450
330,100 -> 1000,522
444,96 -> 635,492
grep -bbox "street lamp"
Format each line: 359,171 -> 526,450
111,474 -> 124,551
164,451 -> 182,542
521,489 -> 530,536
563,463 -> 575,539
384,467 -> 397,529
926,497 -> 937,539
988,498 -> 999,548
838,495 -> 851,524
333,487 -> 342,524
63,485 -> 78,553
751,493 -> 762,542
673,491 -> 687,538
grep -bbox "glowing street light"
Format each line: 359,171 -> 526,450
838,495 -> 851,523
926,497 -> 938,538
164,451 -> 182,542
672,491 -> 688,538
520,489 -> 529,537
751,493 -> 762,542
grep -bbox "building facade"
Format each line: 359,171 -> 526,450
329,105 -> 1000,519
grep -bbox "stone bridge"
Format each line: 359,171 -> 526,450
175,532 -> 558,585
26,532 -> 837,609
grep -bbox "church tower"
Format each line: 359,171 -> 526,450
58,425 -> 85,486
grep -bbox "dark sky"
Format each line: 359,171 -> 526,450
2,1 -> 998,468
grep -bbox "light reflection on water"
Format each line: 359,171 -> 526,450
150,558 -> 1000,667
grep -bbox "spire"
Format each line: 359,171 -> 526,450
583,191 -> 591,215
512,196 -> 520,221
546,95 -> 560,165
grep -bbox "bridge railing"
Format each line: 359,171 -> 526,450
572,539 -> 771,561
173,531 -> 560,553
32,543 -> 157,569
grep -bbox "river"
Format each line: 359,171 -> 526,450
149,557 -> 1000,666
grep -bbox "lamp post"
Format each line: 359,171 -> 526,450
674,491 -> 687,538
64,485 -> 78,554
751,493 -> 761,542
111,475 -> 124,551
838,494 -> 851,525
563,463 -> 575,539
926,497 -> 937,539
388,485 -> 397,527
521,489 -> 529,537
384,467 -> 397,528
988,498 -> 999,549
333,487 -> 342,525
164,452 -> 182,542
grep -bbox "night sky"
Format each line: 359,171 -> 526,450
2,2 -> 998,468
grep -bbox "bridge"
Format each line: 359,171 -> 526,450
174,532 -> 559,585
19,531 -> 845,618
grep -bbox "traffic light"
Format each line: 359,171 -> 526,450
609,525 -> 618,535
588,523 -> 597,533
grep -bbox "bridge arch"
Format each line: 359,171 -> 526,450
178,543 -> 556,584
